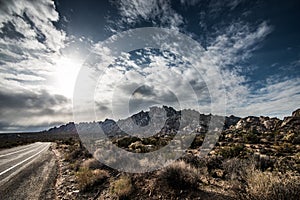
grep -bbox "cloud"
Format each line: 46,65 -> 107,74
89,18 -> 295,121
180,0 -> 246,9
233,77 -> 300,118
0,89 -> 72,132
0,0 -> 66,51
91,46 -> 212,120
279,58 -> 300,72
0,0 -> 71,131
104,1 -> 277,118
132,85 -> 156,97
109,0 -> 184,32
0,0 -> 67,94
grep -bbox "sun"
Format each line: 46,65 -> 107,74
53,57 -> 82,98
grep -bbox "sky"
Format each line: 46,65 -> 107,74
0,0 -> 299,132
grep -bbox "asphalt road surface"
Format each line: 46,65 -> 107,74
0,142 -> 57,200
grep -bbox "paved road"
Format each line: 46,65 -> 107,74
0,142 -> 57,200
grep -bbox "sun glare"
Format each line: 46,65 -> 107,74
54,57 -> 82,98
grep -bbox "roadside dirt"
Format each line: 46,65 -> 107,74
0,145 -> 57,200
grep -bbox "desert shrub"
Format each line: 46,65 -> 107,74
76,168 -> 109,191
243,132 -> 259,144
69,159 -> 81,171
64,147 -> 81,162
273,156 -> 299,173
292,135 -> 300,144
64,142 -> 92,163
110,175 -> 132,198
222,158 -> 255,181
116,137 -> 140,148
205,155 -> 223,173
153,137 -> 169,147
182,154 -> 206,169
61,137 -> 76,145
159,160 -> 199,190
128,141 -> 148,153
254,154 -> 274,171
81,158 -> 103,170
238,170 -> 300,200
219,144 -> 244,158
94,147 -> 142,172
190,134 -> 204,149
141,137 -> 158,145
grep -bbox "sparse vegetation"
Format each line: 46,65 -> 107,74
81,158 -> 103,170
243,132 -> 259,143
159,160 -> 199,190
239,170 -> 300,200
76,168 -> 109,191
3,107 -> 300,199
190,134 -> 204,149
219,144 -> 244,158
64,141 -> 92,163
222,157 -> 254,181
110,175 -> 133,199
115,137 -> 141,149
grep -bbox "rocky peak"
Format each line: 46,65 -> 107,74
224,115 -> 240,129
162,105 -> 177,117
47,122 -> 76,134
281,108 -> 300,132
131,110 -> 150,127
292,108 -> 300,117
234,115 -> 281,133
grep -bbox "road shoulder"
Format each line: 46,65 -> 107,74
0,144 -> 57,200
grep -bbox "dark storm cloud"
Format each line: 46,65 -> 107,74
118,83 -> 157,98
131,85 -> 179,104
0,90 -> 69,111
132,85 -> 155,97
0,89 -> 72,132
0,120 -> 67,132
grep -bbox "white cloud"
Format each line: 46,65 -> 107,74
0,0 -> 66,88
0,0 -> 72,131
109,0 -> 183,31
208,0 -> 247,17
233,77 -> 300,118
89,19 -> 299,121
0,0 -> 65,51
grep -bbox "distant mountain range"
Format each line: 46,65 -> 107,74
44,106 -> 300,137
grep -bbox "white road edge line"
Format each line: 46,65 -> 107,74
0,143 -> 50,176
0,144 -> 45,163
0,143 -> 41,158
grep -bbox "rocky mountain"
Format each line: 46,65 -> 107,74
281,108 -> 300,131
44,106 -> 300,139
229,109 -> 300,135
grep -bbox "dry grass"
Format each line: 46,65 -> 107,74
159,160 -> 199,190
239,170 -> 300,200
81,158 -> 103,170
222,157 -> 255,181
110,175 -> 133,198
64,141 -> 91,163
76,168 -> 109,191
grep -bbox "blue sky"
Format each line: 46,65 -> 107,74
0,0 -> 299,132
